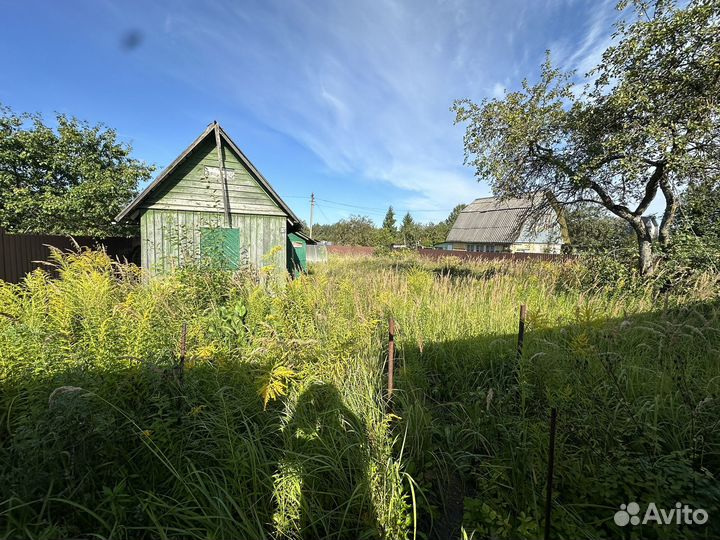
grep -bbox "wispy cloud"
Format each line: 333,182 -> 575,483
101,0 -> 618,222
554,0 -> 618,77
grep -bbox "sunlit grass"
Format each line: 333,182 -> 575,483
1,249 -> 718,539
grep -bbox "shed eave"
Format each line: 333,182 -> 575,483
115,123 -> 217,223
115,122 -> 301,225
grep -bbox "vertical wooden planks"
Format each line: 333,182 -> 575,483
140,211 -> 147,269
138,207 -> 289,275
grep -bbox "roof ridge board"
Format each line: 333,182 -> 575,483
115,122 -> 299,225
462,206 -> 530,212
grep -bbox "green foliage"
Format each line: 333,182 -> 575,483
382,206 -> 397,234
400,212 -> 419,247
309,205 -> 466,248
0,103 -> 153,236
654,231 -> 720,297
565,204 -> 634,253
0,250 -> 410,539
677,179 -> 720,240
2,249 -> 719,539
453,0 -> 720,274
313,215 -> 380,246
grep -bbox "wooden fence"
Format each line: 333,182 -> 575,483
0,228 -> 139,283
323,245 -> 568,262
415,248 -> 569,262
326,245 -> 377,257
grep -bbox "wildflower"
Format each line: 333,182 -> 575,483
189,405 -> 205,417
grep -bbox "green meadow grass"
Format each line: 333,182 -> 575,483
1,249 -> 718,539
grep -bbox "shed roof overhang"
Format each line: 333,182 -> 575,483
115,122 -> 301,227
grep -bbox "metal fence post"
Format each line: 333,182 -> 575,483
387,319 -> 395,402
544,407 -> 558,540
517,304 -> 527,359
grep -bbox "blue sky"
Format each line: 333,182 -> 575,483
1,0 -> 622,225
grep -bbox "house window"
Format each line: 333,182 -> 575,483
468,243 -> 505,253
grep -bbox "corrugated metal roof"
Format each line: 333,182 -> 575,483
447,196 -> 536,244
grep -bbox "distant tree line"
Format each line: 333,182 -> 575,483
308,204 -> 466,248
309,189 -> 719,258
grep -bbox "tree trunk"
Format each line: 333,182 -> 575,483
638,237 -> 654,276
632,218 -> 655,276
658,176 -> 677,248
544,190 -> 572,245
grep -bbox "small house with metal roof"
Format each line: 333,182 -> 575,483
116,122 -> 308,274
442,196 -> 563,254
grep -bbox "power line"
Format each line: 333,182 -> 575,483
316,201 -> 387,216
317,197 -> 455,214
316,198 -> 387,212
280,194 -> 458,215
314,203 -> 332,222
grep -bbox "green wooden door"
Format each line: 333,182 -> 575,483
286,232 -> 307,276
200,227 -> 242,269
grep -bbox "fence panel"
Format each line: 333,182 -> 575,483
326,245 -> 376,257
306,244 -> 328,263
0,228 -> 139,283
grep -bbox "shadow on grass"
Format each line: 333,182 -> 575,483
393,299 -> 720,540
276,382 -> 376,540
3,299 -> 720,539
0,359 -> 380,539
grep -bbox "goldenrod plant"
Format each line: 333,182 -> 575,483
1,247 -> 719,538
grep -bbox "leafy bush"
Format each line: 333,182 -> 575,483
1,249 -> 719,539
0,249 -> 409,539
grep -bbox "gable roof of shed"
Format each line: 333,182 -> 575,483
446,196 -> 548,244
115,122 -> 300,224
292,229 -> 317,244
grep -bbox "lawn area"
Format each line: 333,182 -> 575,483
1,250 -> 719,539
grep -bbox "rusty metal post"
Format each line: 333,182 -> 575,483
544,407 -> 558,540
517,304 -> 527,360
178,322 -> 187,385
387,319 -> 395,401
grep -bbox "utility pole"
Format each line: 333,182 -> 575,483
309,192 -> 315,238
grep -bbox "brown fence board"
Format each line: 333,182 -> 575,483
0,228 -> 140,283
416,248 -> 569,262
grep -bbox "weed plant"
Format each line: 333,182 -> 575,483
1,248 -> 719,539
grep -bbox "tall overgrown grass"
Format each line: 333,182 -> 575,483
0,249 -> 408,539
1,248 -> 719,539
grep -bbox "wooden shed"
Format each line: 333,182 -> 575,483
115,122 -> 303,274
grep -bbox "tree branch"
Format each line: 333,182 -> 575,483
658,175 -> 677,248
634,163 -> 664,216
588,180 -> 635,221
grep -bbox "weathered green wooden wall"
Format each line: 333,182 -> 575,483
140,209 -> 286,273
138,136 -> 288,273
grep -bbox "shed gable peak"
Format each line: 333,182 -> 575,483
115,122 -> 300,224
